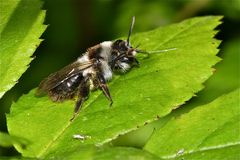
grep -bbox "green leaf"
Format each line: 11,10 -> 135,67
45,145 -> 161,160
112,37 -> 240,149
7,16 -> 222,158
0,131 -> 28,148
0,0 -> 47,98
144,89 -> 240,159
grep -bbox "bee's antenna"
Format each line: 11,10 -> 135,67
127,16 -> 135,46
135,43 -> 141,49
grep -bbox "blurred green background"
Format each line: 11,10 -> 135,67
0,0 -> 239,156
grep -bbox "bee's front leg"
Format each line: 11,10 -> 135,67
97,73 -> 113,106
70,76 -> 90,121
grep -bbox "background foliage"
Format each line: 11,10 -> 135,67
0,0 -> 46,99
0,0 -> 239,158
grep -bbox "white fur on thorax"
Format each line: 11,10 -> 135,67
100,59 -> 112,80
99,41 -> 113,81
100,41 -> 113,62
77,41 -> 113,81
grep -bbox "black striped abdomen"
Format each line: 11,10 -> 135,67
49,74 -> 84,101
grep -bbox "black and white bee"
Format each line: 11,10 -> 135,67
37,17 -> 175,120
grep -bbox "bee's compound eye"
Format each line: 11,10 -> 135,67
113,40 -> 124,51
118,41 -> 128,52
114,40 -> 123,45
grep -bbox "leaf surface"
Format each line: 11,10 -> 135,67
7,16 -> 221,158
144,89 -> 240,159
0,0 -> 47,98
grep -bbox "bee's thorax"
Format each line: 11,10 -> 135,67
100,41 -> 113,62
77,41 -> 113,81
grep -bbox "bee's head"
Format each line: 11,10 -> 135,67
110,16 -> 141,71
112,16 -> 138,57
112,39 -> 137,57
110,16 -> 176,71
111,38 -> 138,71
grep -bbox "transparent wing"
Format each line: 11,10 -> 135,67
36,60 -> 93,95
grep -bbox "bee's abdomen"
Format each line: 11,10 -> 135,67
49,74 -> 84,101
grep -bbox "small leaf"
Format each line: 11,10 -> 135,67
144,89 -> 240,159
0,0 -> 47,98
7,16 -> 222,158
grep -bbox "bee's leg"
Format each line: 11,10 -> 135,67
70,77 -> 90,121
134,58 -> 139,66
97,73 -> 113,106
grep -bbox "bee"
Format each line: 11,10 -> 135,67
36,16 -> 175,120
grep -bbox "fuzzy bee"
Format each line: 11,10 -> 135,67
37,16 -> 175,120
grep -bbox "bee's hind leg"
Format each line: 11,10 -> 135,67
70,77 -> 90,121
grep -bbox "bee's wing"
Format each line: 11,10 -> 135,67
36,60 -> 93,95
